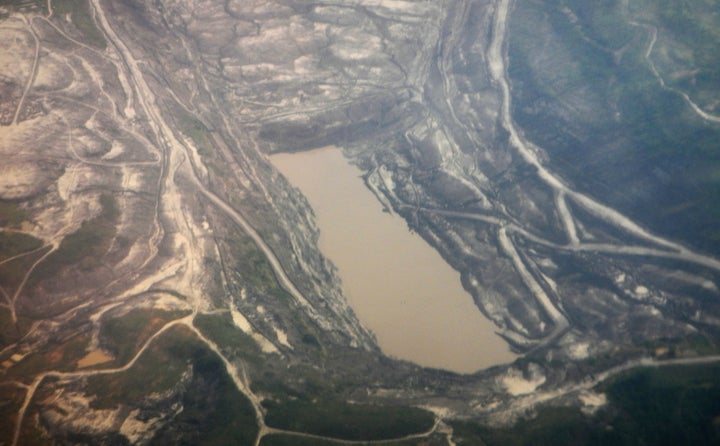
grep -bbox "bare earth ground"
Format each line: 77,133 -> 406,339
1,0 -> 720,444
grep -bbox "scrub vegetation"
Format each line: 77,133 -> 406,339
451,363 -> 720,446
51,0 -> 107,49
85,326 -> 199,408
263,399 -> 434,442
0,201 -> 28,227
193,312 -> 263,364
508,0 -> 720,254
31,194 -> 119,282
99,307 -> 191,365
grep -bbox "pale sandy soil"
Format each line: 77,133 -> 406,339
500,367 -> 546,396
77,350 -> 114,368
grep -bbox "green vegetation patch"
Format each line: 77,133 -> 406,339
452,407 -> 602,446
86,324 -> 259,443
250,367 -> 318,403
225,234 -> 291,302
51,0 -> 106,49
148,340 -> 259,446
86,325 -> 198,408
171,107 -> 228,177
637,0 -> 720,70
563,0 -> 636,50
260,434 -> 443,446
31,194 -> 118,282
0,232 -> 43,262
0,200 -> 28,227
0,384 -> 25,445
451,362 -> 720,446
100,307 -> 190,365
600,363 -> 720,445
16,411 -> 51,446
263,399 -> 435,442
193,312 -> 263,364
507,0 -> 720,254
0,1 -> 47,17
0,244 -> 49,298
260,436 -> 342,446
0,232 -> 46,299
0,307 -> 33,348
4,333 -> 91,382
0,307 -> 15,347
176,112 -> 213,157
56,193 -> 118,267
642,334 -> 720,358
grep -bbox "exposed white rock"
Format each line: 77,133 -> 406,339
0,163 -> 48,199
568,342 -> 590,360
273,326 -> 293,350
579,390 -> 607,415
0,24 -> 34,83
420,404 -> 454,418
500,365 -> 546,396
231,308 -> 279,353
101,140 -> 125,160
43,391 -> 122,435
33,52 -> 73,91
120,409 -> 163,445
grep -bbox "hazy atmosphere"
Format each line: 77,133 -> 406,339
1,0 -> 720,444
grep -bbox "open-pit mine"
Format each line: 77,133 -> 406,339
2,0 -> 720,444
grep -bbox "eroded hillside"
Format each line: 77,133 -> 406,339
1,0 -> 720,444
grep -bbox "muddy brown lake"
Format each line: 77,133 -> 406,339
270,147 -> 515,373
